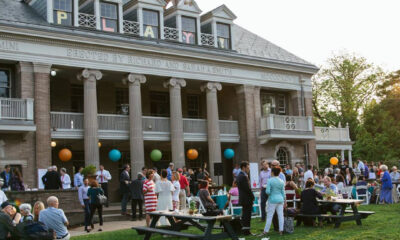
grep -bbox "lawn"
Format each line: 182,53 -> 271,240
71,204 -> 400,240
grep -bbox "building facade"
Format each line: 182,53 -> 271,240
0,0 -> 352,197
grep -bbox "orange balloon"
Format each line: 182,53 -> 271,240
59,148 -> 72,162
187,149 -> 198,160
330,157 -> 339,165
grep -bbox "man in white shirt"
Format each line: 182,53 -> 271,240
357,159 -> 365,174
304,165 -> 314,183
96,165 -> 112,207
74,167 -> 84,188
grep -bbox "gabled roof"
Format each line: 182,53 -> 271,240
175,0 -> 202,14
233,25 -> 312,66
201,4 -> 237,22
0,0 -> 47,25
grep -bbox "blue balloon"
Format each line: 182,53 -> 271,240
224,148 -> 235,159
108,149 -> 121,162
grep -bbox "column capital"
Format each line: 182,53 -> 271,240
201,82 -> 222,92
32,63 -> 52,74
164,78 -> 186,89
77,69 -> 102,82
123,73 -> 146,86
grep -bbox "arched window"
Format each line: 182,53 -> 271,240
276,147 -> 289,166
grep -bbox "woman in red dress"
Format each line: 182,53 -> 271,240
143,170 -> 157,226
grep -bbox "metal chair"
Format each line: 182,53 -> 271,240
355,185 -> 370,205
252,192 -> 262,218
285,190 -> 297,208
228,195 -> 242,216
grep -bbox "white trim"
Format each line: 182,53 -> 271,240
316,144 -> 353,151
47,0 -> 54,23
0,160 -> 28,168
0,124 -> 36,132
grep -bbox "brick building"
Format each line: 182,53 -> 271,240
0,0 -> 352,198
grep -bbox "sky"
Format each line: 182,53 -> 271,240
196,0 -> 400,72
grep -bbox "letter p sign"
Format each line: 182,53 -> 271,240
57,11 -> 68,25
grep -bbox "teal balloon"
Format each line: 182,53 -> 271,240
108,149 -> 121,162
224,149 -> 235,159
151,149 -> 162,162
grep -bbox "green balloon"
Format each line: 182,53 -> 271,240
150,149 -> 162,162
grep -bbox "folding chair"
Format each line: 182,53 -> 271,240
190,196 -> 206,214
355,185 -> 370,205
285,190 -> 296,208
252,192 -> 261,218
228,195 -> 242,216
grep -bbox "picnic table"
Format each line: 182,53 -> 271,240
132,211 -> 239,240
297,199 -> 374,228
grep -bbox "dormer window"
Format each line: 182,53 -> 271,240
182,16 -> 196,44
101,2 -> 118,32
217,23 -> 230,49
53,0 -> 73,26
143,9 -> 159,39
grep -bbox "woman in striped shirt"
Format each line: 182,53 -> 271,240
143,169 -> 157,226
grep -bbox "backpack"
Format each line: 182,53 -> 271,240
284,216 -> 294,234
16,220 -> 54,240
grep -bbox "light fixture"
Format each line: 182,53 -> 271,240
51,141 -> 57,147
50,70 -> 57,77
98,142 -> 102,148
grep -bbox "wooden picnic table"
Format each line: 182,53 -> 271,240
132,211 -> 239,240
297,199 -> 374,228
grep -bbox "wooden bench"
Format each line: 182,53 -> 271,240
133,226 -> 200,239
296,213 -> 343,226
344,210 -> 375,219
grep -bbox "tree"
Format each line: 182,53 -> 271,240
312,53 -> 385,140
354,70 -> 400,164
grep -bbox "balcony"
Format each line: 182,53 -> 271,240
78,13 -> 96,29
315,126 -> 353,151
259,114 -> 314,144
164,27 -> 179,42
50,112 -> 239,142
0,98 -> 35,132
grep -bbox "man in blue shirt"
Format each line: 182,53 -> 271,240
167,163 -> 174,181
39,196 -> 70,239
74,167 -> 84,188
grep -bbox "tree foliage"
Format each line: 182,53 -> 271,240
312,53 -> 385,140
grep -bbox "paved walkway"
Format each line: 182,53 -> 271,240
69,220 -> 146,237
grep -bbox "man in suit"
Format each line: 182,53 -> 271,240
120,164 -> 131,215
236,161 -> 254,236
0,165 -> 12,190
41,166 -> 62,190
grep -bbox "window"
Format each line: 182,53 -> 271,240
276,147 -> 289,166
0,69 -> 11,98
101,2 -> 118,32
260,92 -> 287,116
53,0 -> 73,26
150,92 -> 169,117
182,16 -> 196,44
187,95 -> 200,118
116,88 -> 129,114
217,23 -> 230,49
70,84 -> 83,112
143,9 -> 159,39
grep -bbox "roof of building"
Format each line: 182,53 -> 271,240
0,0 -> 317,71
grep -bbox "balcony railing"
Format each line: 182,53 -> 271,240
123,20 -> 140,36
315,127 -> 351,142
51,112 -> 239,136
78,13 -> 96,29
164,27 -> 179,41
201,33 -> 215,47
261,114 -> 313,132
0,98 -> 34,121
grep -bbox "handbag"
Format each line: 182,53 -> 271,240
97,193 -> 108,205
284,216 -> 294,234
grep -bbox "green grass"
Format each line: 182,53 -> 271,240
71,204 -> 400,240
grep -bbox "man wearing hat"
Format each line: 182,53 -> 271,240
129,173 -> 145,221
0,202 -> 21,239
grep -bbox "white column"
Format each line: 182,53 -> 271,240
74,0 -> 79,27
138,7 -> 144,36
124,74 -> 146,177
348,150 -> 353,167
177,14 -> 182,42
78,69 -> 102,169
341,149 -> 345,164
212,20 -> 218,48
118,3 -> 124,33
94,0 -> 101,30
164,78 -> 186,168
201,82 -> 222,182
47,0 -> 54,23
160,11 -> 165,39
196,17 -> 202,45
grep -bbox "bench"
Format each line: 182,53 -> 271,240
296,213 -> 349,227
344,210 -> 375,218
133,226 -> 200,239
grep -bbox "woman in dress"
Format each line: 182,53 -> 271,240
143,169 -> 157,227
261,167 -> 286,236
155,169 -> 175,225
285,175 -> 299,208
171,171 -> 181,211
300,179 -> 323,226
379,165 -> 393,204
10,168 -> 24,191
292,167 -> 300,186
60,168 -> 71,189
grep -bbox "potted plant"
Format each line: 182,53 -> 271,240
188,200 -> 197,215
81,165 -> 97,183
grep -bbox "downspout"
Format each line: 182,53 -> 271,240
300,78 -> 309,167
